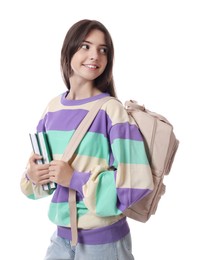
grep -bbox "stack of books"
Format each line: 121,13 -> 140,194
29,132 -> 57,191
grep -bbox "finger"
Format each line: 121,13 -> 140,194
40,173 -> 51,181
50,160 -> 63,166
49,160 -> 56,165
38,164 -> 50,170
30,154 -> 42,162
49,164 -> 57,172
39,179 -> 52,185
49,176 -> 56,183
39,169 -> 50,176
48,169 -> 56,178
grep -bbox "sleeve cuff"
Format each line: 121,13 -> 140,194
25,171 -> 36,185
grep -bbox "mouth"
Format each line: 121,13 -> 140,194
83,64 -> 99,69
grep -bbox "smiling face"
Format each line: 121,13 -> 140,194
70,29 -> 108,85
61,19 -> 115,94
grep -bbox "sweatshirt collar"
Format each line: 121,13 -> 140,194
61,91 -> 110,106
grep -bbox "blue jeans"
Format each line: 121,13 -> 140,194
44,230 -> 135,260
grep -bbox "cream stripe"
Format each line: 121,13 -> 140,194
116,163 -> 154,190
54,155 -> 153,190
53,154 -> 108,173
77,212 -> 123,229
101,99 -> 137,126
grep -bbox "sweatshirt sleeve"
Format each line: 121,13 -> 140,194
20,100 -> 55,200
20,170 -> 54,200
69,102 -> 154,217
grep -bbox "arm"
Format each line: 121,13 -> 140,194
20,97 -> 59,199
66,113 -> 154,217
20,154 -> 54,199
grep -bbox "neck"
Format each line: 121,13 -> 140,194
67,88 -> 102,100
67,79 -> 102,100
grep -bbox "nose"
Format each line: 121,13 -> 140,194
90,48 -> 99,61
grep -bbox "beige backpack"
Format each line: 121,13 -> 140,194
123,100 -> 179,222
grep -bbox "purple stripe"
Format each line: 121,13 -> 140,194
69,171 -> 91,197
37,118 -> 46,132
57,217 -> 129,245
110,123 -> 143,143
37,109 -> 88,132
52,185 -> 83,203
37,108 -> 113,137
88,110 -> 112,137
37,104 -> 141,142
116,187 -> 151,212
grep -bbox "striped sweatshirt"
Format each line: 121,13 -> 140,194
21,92 -> 154,245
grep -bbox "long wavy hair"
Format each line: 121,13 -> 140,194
60,19 -> 117,97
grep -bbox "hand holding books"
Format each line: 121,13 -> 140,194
29,132 -> 57,191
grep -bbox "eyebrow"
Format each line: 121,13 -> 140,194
82,40 -> 107,47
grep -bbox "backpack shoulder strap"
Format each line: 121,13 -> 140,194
61,95 -> 114,246
62,96 -> 114,163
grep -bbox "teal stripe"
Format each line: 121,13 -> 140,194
76,132 -> 109,158
47,130 -> 109,159
47,130 -> 74,154
96,171 -> 122,216
27,194 -> 36,200
48,201 -> 88,226
112,139 -> 149,164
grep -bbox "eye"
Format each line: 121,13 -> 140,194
81,44 -> 89,50
99,47 -> 108,54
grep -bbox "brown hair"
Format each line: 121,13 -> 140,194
60,19 -> 117,97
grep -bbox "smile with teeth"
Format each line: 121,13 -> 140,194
84,64 -> 98,69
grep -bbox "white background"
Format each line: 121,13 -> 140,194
0,1 -> 197,259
